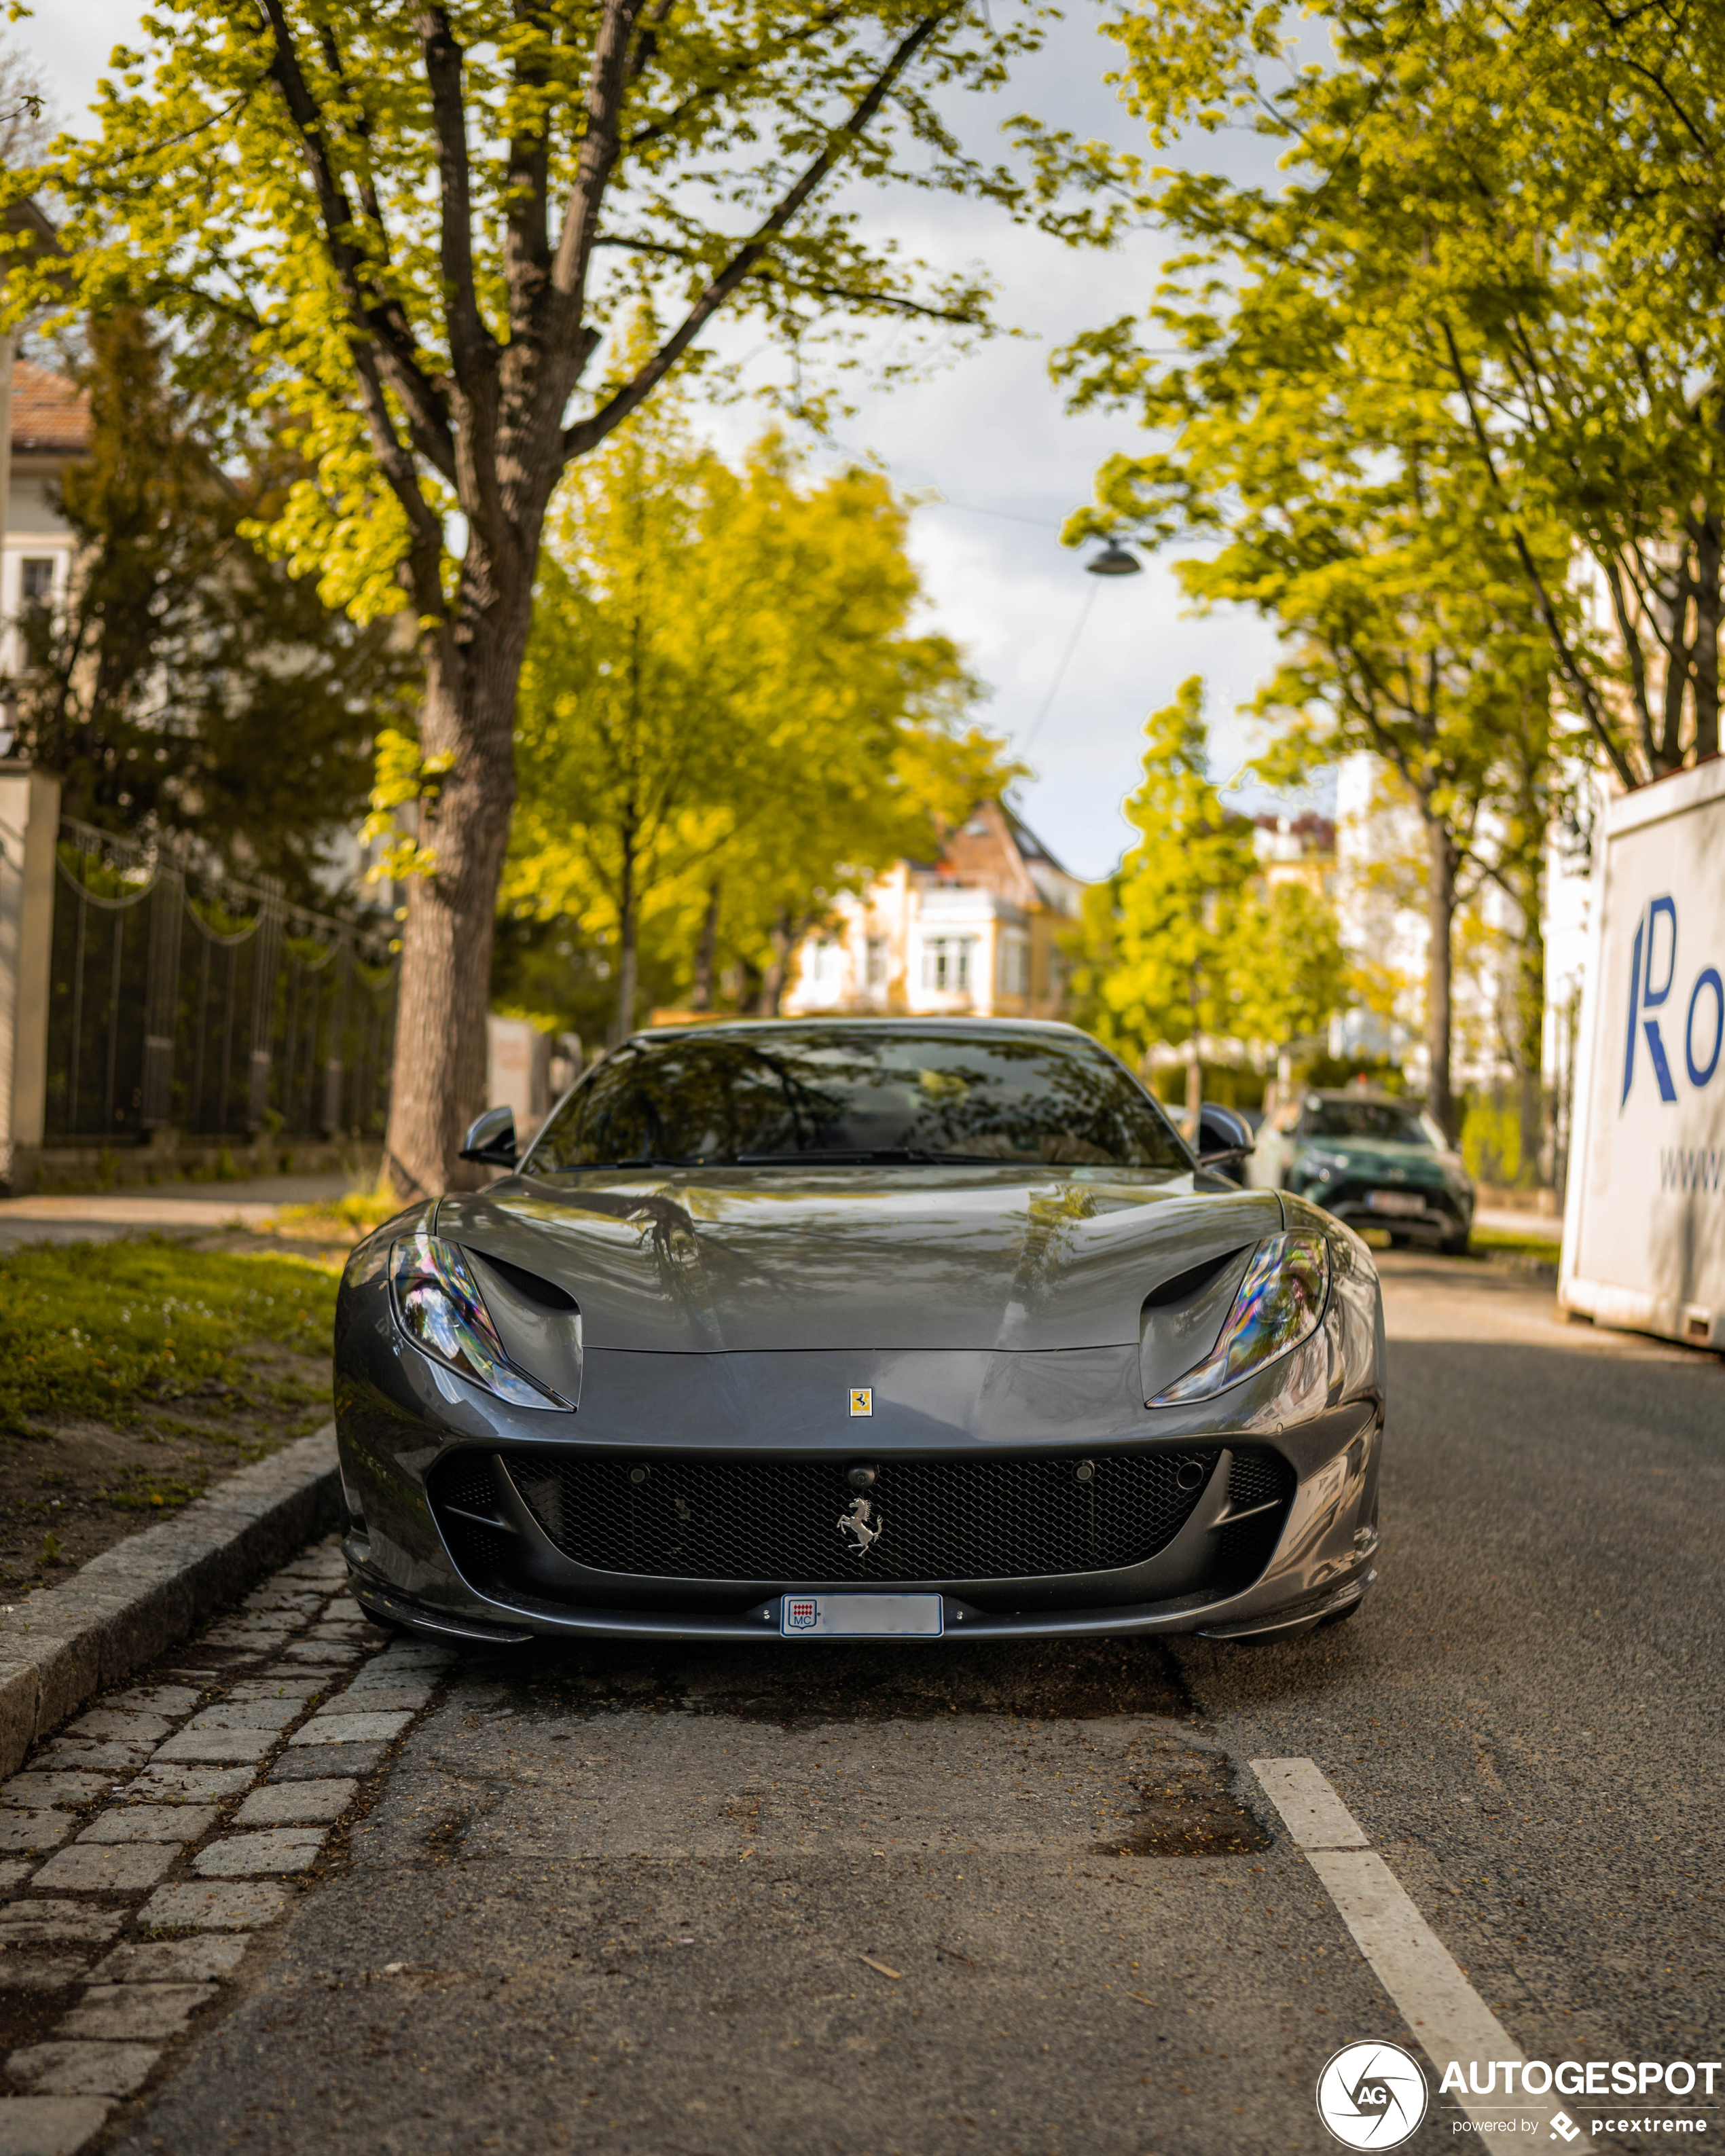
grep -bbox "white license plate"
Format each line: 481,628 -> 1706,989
1366,1190 -> 1425,1217
779,1593 -> 943,1638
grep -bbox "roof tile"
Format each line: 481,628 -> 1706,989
10,358 -> 90,455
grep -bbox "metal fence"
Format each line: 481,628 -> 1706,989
45,820 -> 398,1147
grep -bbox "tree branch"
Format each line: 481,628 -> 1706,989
420,7 -> 497,392
503,0 -> 553,342
253,0 -> 458,490
589,235 -> 983,323
1437,316 -> 1641,790
544,0 -> 643,361
622,4 -> 853,151
565,11 -> 953,458
418,5 -> 513,566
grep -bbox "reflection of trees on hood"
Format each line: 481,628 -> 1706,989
532,1030 -> 1185,1170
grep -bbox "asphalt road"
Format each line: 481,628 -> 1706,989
109,1252 -> 1725,2156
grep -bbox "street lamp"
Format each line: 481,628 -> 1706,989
1086,538 -> 1142,577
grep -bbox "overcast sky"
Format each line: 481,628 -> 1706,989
25,5 -> 1315,883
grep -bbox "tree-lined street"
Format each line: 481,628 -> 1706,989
46,1252 -> 1713,2155
1,3 -> 1723,2147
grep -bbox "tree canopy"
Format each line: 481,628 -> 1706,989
1089,0 -> 1725,789
494,406 -> 1006,1040
6,0 -> 1123,1194
14,314 -> 414,907
1069,678 -> 1263,1112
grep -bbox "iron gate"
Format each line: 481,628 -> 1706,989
44,820 -> 398,1146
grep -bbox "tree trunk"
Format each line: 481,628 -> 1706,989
613,837 -> 638,1046
1657,552 -> 1691,773
1693,511 -> 1721,763
691,883 -> 721,1010
1424,816 -> 1456,1141
757,909 -> 795,1017
381,646 -> 520,1201
1513,856 -> 1546,1188
1184,1042 -> 1202,1135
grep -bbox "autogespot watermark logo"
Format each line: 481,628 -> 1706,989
1317,2041 -> 1430,2148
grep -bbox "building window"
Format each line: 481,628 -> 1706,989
19,558 -> 54,606
1000,935 -> 1030,996
922,936 -> 975,992
807,939 -> 845,999
865,936 -> 888,989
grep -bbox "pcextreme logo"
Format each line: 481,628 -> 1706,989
1622,895 -> 1725,1106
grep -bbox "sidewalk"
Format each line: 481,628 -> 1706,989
0,1174 -> 352,1249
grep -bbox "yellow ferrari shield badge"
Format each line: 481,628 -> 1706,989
849,1387 -> 873,1417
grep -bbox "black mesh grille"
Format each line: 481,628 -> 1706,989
467,1448 -> 1222,1584
1326,1180 -> 1458,1223
448,1520 -> 514,1577
1227,1449 -> 1292,1513
436,1454 -> 501,1516
1215,1446 -> 1297,1585
426,1455 -> 512,1590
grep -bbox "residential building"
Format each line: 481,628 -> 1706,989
1253,810 -> 1336,898
1329,748 -> 1594,1176
0,200 -> 73,725
782,801 -> 1083,1021
2,359 -> 89,681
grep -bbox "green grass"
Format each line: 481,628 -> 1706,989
275,1174 -> 406,1241
0,1239 -> 341,1439
1472,1224 -> 1562,1264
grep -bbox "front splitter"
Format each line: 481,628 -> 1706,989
344,1558 -> 1376,1647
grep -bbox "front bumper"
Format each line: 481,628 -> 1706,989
333,1216 -> 1387,1645
1296,1178 -> 1470,1244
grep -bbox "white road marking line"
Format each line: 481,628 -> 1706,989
1252,1756 -> 1597,2151
1252,1758 -> 1370,1850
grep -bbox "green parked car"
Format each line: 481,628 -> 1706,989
1247,1090 -> 1474,1256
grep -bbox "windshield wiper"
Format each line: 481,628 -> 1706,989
544,1156 -> 696,1170
731,1148 -> 1011,1165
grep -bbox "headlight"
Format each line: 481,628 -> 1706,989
390,1234 -> 569,1410
1150,1232 -> 1329,1405
1298,1148 -> 1347,1177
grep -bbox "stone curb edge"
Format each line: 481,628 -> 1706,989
0,1425 -> 341,1781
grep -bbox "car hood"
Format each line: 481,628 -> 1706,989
435,1167 -> 1285,1354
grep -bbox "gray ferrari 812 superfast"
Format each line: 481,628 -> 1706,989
333,1019 -> 1384,1647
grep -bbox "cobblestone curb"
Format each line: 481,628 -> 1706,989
0,1429 -> 341,1785
0,1533 -> 456,2153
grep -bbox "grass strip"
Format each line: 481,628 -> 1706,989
0,1239 -> 340,1439
274,1176 -> 407,1243
1472,1224 -> 1562,1264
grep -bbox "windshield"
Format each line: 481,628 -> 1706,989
526,1027 -> 1188,1171
1299,1099 -> 1438,1146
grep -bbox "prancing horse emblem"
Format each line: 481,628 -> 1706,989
838,1496 -> 883,1556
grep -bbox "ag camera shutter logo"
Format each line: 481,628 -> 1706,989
1315,2041 -> 1430,2148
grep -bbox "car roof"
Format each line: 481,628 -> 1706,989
630,1016 -> 1092,1044
1303,1089 -> 1419,1107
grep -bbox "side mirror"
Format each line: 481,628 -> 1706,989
1195,1103 -> 1254,1178
460,1106 -> 519,1168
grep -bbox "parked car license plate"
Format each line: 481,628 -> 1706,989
1366,1190 -> 1425,1217
780,1594 -> 943,1638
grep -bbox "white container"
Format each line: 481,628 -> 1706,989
1561,756 -> 1725,1347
